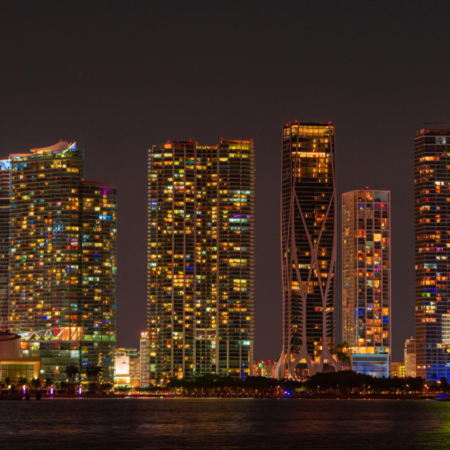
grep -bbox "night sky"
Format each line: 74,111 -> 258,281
1,1 -> 450,362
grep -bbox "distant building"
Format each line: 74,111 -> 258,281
3,142 -> 116,382
148,139 -> 255,383
275,122 -> 340,380
140,332 -> 150,387
390,362 -> 405,378
115,348 -> 139,386
130,354 -> 140,386
253,360 -> 274,378
404,337 -> 417,378
415,128 -> 450,381
115,349 -> 131,385
342,189 -> 391,376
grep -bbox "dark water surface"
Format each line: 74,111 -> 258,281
0,398 -> 449,449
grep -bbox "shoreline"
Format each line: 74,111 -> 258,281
1,393 -> 441,401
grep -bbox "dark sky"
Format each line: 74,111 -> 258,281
1,0 -> 450,362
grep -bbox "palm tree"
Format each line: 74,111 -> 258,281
65,364 -> 80,388
85,364 -> 103,393
65,364 -> 80,393
44,377 -> 54,388
85,364 -> 103,382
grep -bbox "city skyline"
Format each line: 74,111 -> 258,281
2,1 -> 450,364
2,2 -> 450,448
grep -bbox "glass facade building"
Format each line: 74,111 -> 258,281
351,353 -> 389,378
147,139 -> 255,383
4,141 -> 116,382
342,189 -> 391,374
415,128 -> 450,381
275,122 -> 340,380
0,160 -> 11,331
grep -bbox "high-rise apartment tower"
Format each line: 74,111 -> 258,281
0,159 -> 11,331
4,141 -> 116,382
342,189 -> 391,378
275,122 -> 340,380
415,127 -> 450,381
148,139 -> 255,383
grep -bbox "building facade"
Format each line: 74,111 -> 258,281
115,347 -> 140,386
148,139 -> 255,383
342,189 -> 391,377
350,353 -> 389,378
140,331 -> 150,387
415,128 -> 450,381
275,122 -> 340,380
0,331 -> 41,381
404,337 -> 417,378
5,141 -> 116,382
253,360 -> 274,378
390,361 -> 405,378
0,160 -> 11,332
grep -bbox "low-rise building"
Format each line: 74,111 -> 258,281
253,360 -> 274,378
0,331 -> 41,382
115,348 -> 139,386
351,353 -> 389,378
390,361 -> 405,378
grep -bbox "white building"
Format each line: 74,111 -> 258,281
115,348 -> 139,386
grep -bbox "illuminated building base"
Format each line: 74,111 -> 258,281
275,346 -> 341,380
351,353 -> 389,378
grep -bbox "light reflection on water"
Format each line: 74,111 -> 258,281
0,398 -> 449,449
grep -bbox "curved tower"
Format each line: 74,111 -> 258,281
275,122 -> 340,379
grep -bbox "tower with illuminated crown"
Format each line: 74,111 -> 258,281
275,122 -> 340,380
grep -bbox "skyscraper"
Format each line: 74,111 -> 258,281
147,139 -> 255,383
342,188 -> 391,378
415,127 -> 450,381
275,122 -> 340,380
6,141 -> 116,382
0,159 -> 11,331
